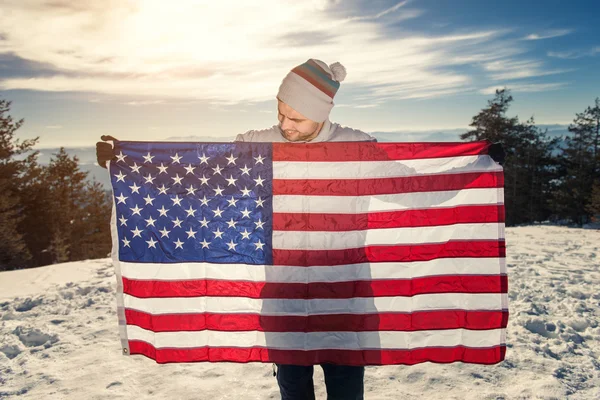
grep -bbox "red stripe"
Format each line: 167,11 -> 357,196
273,240 -> 506,266
123,275 -> 508,299
273,205 -> 505,231
273,171 -> 503,196
125,309 -> 509,332
129,341 -> 506,365
273,141 -> 492,162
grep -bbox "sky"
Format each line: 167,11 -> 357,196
0,0 -> 599,148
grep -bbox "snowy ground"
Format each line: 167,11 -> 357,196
1,225 -> 599,399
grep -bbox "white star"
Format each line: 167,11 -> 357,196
199,217 -> 209,228
225,175 -> 238,186
143,152 -> 155,163
212,164 -> 223,176
130,204 -> 142,216
185,205 -> 196,217
157,163 -> 169,174
185,227 -> 197,239
254,154 -> 265,165
199,238 -> 210,249
226,218 -> 238,229
116,151 -> 127,163
254,239 -> 265,250
213,227 -> 224,239
122,237 -> 131,247
129,182 -> 141,194
227,240 -> 238,251
212,207 -> 224,218
157,205 -> 170,217
171,173 -> 184,186
143,194 -> 155,206
116,193 -> 128,204
254,175 -> 265,187
172,217 -> 183,228
146,237 -> 158,248
239,164 -> 251,176
225,153 -> 238,165
173,238 -> 184,249
114,171 -> 126,182
255,197 -> 265,208
240,187 -> 252,197
171,195 -> 183,206
170,153 -> 183,164
199,174 -> 210,186
213,185 -> 224,196
199,196 -> 210,206
198,153 -> 209,164
143,173 -> 156,185
118,215 -> 128,226
240,229 -> 251,240
184,164 -> 196,175
240,208 -> 251,219
227,196 -> 239,208
130,162 -> 142,173
159,227 -> 171,238
144,216 -> 157,227
185,185 -> 198,196
157,184 -> 169,195
254,218 -> 265,230
131,227 -> 143,238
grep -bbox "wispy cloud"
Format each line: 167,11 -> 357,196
522,29 -> 572,40
484,59 -> 573,80
0,0 -> 566,105
45,125 -> 62,129
480,82 -> 568,95
548,47 -> 600,59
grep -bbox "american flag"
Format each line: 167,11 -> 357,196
108,140 -> 508,366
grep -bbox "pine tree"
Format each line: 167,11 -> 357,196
552,98 -> 600,225
586,180 -> 600,222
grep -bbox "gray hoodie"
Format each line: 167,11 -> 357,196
234,120 -> 376,143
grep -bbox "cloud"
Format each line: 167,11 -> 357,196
547,47 -> 600,60
480,82 -> 568,95
45,125 -> 62,129
484,59 -> 573,80
522,29 -> 572,40
0,0 -> 566,105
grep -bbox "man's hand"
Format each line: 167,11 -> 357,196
489,142 -> 505,165
96,135 -> 119,169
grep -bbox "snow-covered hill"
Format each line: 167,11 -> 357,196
1,226 -> 598,399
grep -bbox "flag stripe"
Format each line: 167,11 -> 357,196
129,341 -> 507,365
272,188 -> 503,213
272,240 -> 506,266
272,223 -> 504,250
122,275 -> 508,299
273,205 -> 505,231
123,293 -> 509,315
272,142 -> 492,162
272,171 -> 504,196
126,324 -> 505,350
272,156 -> 500,179
120,257 -> 507,282
125,309 -> 509,332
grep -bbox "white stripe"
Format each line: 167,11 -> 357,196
121,257 -> 507,283
273,155 -> 501,179
272,223 -> 504,250
273,188 -> 503,213
123,293 -> 509,315
127,325 -> 505,350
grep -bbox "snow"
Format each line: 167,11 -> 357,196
0,226 -> 599,399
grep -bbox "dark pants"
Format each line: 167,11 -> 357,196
276,364 -> 364,400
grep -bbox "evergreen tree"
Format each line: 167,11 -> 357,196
552,98 -> 600,225
586,180 -> 600,222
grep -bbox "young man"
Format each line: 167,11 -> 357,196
96,58 -> 375,400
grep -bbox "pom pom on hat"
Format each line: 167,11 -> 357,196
329,62 -> 346,82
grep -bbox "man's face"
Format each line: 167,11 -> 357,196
277,100 -> 324,142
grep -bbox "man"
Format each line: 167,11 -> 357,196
97,59 -> 375,400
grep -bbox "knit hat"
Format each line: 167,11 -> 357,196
277,59 -> 347,123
